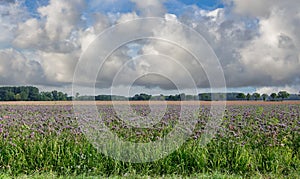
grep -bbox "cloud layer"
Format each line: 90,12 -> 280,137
0,0 -> 299,93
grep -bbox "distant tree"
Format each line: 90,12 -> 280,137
277,91 -> 289,101
209,93 -> 225,101
166,95 -> 173,101
262,94 -> 268,101
52,90 -> 58,100
28,87 -> 39,100
252,93 -> 260,101
0,86 -> 69,101
185,95 -> 196,101
202,93 -> 211,101
159,94 -> 165,100
180,93 -> 186,101
0,90 -> 5,100
246,93 -> 251,101
14,94 -> 21,101
270,93 -> 277,101
57,92 -> 67,101
6,91 -> 15,101
165,94 -> 182,101
139,93 -> 151,100
39,91 -> 53,101
95,95 -> 112,101
130,93 -> 152,101
198,94 -> 203,100
236,93 -> 246,100
218,93 -> 226,101
20,91 -> 29,101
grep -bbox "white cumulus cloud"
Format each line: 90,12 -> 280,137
0,0 -> 299,94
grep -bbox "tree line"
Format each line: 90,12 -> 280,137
0,86 -> 299,101
234,91 -> 291,101
0,86 -> 69,101
127,91 -> 294,101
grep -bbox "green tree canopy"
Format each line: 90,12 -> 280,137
270,93 -> 277,100
262,94 -> 268,101
277,91 -> 289,101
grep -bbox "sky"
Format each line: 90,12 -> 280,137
0,0 -> 300,96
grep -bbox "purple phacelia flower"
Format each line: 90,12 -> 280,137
29,132 -> 35,138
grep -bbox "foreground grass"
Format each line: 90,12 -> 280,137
0,135 -> 299,178
0,172 -> 242,179
1,172 -> 300,179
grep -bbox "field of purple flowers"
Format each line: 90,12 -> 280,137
0,104 -> 299,177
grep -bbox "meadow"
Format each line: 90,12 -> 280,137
0,101 -> 299,178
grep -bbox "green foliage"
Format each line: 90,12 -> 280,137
278,91 -> 290,101
246,93 -> 251,101
270,93 -> 277,100
0,86 -> 68,101
236,93 -> 246,100
262,94 -> 268,101
252,93 -> 260,101
0,86 -> 298,102
129,93 -> 152,101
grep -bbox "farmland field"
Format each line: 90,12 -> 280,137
1,100 -> 300,105
0,101 -> 299,178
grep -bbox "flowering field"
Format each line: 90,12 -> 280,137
0,103 -> 299,178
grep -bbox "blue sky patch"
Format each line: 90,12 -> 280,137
23,0 -> 224,17
24,0 -> 49,17
177,0 -> 224,9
